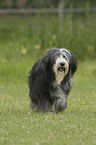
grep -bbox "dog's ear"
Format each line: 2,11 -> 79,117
70,54 -> 77,76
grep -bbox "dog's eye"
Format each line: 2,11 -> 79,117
63,55 -> 66,58
56,53 -> 60,57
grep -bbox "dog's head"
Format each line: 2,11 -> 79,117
45,48 -> 77,84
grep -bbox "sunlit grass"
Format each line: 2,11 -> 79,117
0,60 -> 96,145
0,14 -> 96,145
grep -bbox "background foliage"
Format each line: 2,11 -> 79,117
0,1 -> 96,87
0,0 -> 96,8
0,13 -> 96,62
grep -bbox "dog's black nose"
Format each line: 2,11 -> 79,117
60,62 -> 65,67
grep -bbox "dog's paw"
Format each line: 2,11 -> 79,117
38,101 -> 53,113
54,98 -> 67,112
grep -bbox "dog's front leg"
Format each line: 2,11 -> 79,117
54,97 -> 67,112
38,97 -> 53,113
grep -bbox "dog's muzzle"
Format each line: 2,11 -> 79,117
58,62 -> 66,72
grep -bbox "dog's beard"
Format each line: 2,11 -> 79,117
53,54 -> 69,84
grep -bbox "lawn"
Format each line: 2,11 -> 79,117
0,59 -> 96,145
0,14 -> 96,145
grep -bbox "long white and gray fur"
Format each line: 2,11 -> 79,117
28,48 -> 77,112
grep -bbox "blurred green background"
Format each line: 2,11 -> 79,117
0,0 -> 96,83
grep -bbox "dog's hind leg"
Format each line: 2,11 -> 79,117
38,98 -> 53,113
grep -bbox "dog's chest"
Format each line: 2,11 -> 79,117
55,72 -> 64,84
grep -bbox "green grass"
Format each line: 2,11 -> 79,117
0,60 -> 96,145
0,14 -> 96,145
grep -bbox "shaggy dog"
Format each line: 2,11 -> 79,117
28,48 -> 77,113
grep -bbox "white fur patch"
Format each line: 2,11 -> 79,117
53,54 -> 69,84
